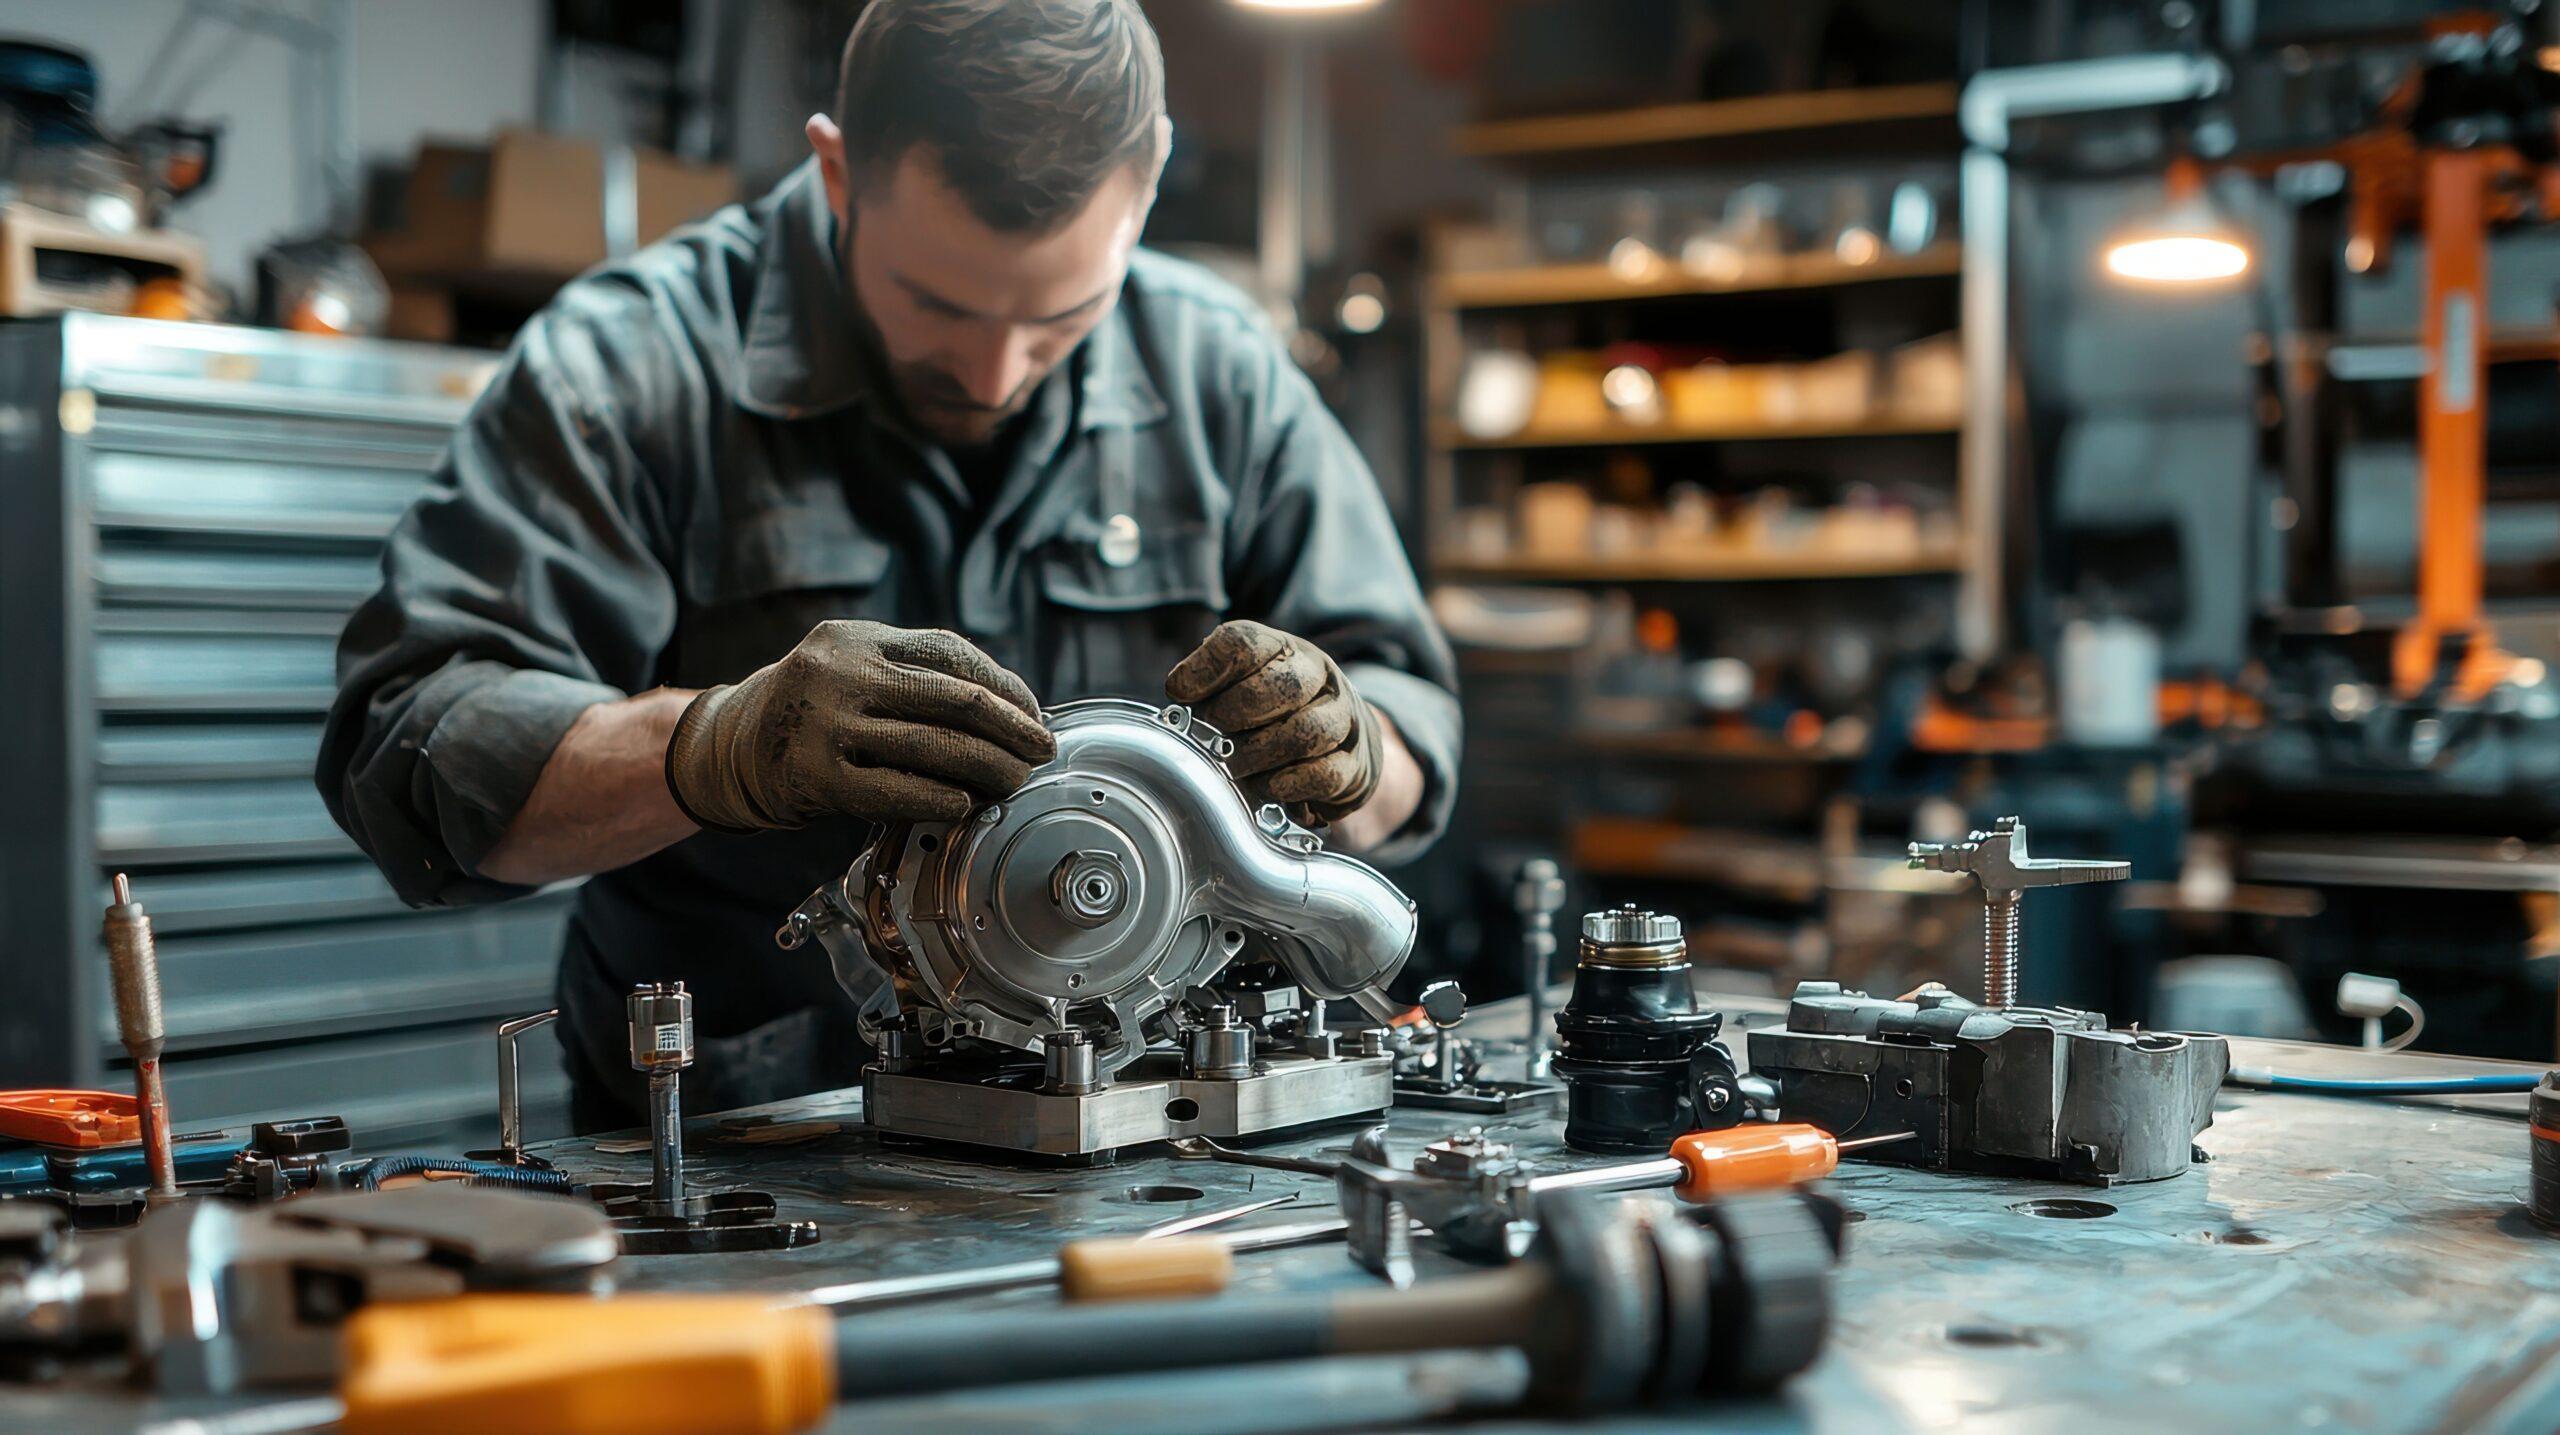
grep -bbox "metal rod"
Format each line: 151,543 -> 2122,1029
1166,1135 -> 1341,1176
495,1009 -> 558,1162
649,1073 -> 683,1208
1528,1159 -> 1685,1197
103,873 -> 178,1204
796,1217 -> 1354,1312
1516,860 -> 1563,1079
1141,1193 -> 1301,1240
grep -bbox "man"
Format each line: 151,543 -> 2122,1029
320,0 -> 1459,1128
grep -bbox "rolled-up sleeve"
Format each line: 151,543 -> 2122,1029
319,286 -> 686,906
1223,345 -> 1462,866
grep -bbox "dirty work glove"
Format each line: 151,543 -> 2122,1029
1166,620 -> 1382,826
667,620 -> 1055,832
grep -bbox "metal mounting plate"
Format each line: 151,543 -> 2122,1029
867,1052 -> 1394,1157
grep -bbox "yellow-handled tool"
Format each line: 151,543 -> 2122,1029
342,1295 -> 832,1435
339,1232 -> 1248,1435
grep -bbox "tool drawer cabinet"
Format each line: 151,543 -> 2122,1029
0,315 -> 571,1149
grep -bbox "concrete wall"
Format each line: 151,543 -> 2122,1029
2,0 -> 545,295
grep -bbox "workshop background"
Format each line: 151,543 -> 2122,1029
2,0 -> 2556,1153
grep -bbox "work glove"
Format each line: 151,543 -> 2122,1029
667,620 -> 1055,832
1166,620 -> 1382,826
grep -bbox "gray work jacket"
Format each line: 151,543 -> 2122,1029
318,162 -> 1461,1117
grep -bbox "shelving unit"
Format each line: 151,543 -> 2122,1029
1452,82 -> 1959,161
1438,244 -> 1961,310
1422,79 -> 1968,984
1433,545 -> 1962,584
1434,414 -> 1958,451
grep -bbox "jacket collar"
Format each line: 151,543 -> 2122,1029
734,161 -> 1166,432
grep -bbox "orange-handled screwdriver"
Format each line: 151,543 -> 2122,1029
1530,1124 -> 1913,1205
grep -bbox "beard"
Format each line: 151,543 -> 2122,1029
887,359 -> 1040,448
842,232 -> 1043,449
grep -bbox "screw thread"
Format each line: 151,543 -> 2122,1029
1984,894 -> 2021,1007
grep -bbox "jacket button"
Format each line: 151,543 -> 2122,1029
1098,513 -> 1141,568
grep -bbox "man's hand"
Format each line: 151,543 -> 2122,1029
1166,620 -> 1382,826
667,620 -> 1055,832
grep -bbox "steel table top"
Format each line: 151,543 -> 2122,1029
13,1000 -> 2559,1435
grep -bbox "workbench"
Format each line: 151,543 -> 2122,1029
18,999 -> 2560,1435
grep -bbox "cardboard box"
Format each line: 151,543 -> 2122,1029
366,130 -> 735,285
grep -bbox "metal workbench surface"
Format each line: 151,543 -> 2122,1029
14,1003 -> 2560,1435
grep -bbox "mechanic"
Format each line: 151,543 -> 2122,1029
319,0 -> 1459,1130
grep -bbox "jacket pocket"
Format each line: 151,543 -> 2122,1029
694,504 -> 894,607
1033,520 -> 1228,701
670,507 -> 899,687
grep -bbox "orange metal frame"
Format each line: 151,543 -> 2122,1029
2390,147 -> 2511,699
2230,42 -> 2554,701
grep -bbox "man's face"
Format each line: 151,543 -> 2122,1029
835,149 -> 1151,448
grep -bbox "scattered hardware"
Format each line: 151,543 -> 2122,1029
1392,981 -> 1561,1114
590,983 -> 817,1254
220,1118 -> 356,1202
1333,1121 -> 1904,1286
1551,906 -> 1743,1154
331,1189 -> 1843,1433
780,699 -> 1414,1159
0,1186 -> 615,1394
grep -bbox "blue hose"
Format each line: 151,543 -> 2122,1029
2227,1069 -> 2542,1096
355,1155 -> 574,1192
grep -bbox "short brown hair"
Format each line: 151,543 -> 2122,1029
836,0 -> 1166,233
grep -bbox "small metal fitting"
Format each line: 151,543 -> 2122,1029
1189,1005 -> 1255,1080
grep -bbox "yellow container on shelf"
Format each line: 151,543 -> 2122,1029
1528,353 -> 1612,434
1663,362 -> 1769,429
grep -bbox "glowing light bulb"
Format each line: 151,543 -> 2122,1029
2104,234 -> 2250,284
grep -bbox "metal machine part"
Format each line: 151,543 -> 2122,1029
1391,982 -> 1560,1115
2533,1071 -> 2559,1231
1337,1127 -> 1652,1287
590,984 -> 818,1254
1514,859 -> 1566,1077
1748,981 -> 2230,1185
1551,906 -> 1743,1154
1908,816 -> 2130,1008
467,1010 -> 560,1169
1330,1122 -> 1898,1288
218,1118 -> 354,1203
779,699 -> 1417,1158
0,1187 -> 615,1393
100,874 -> 177,1204
630,983 -> 691,1211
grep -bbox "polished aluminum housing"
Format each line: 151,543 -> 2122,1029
779,699 -> 1417,1077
